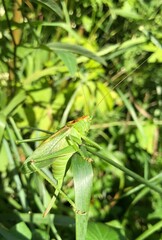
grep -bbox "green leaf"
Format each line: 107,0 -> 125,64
135,220 -> 162,240
136,122 -> 157,154
32,228 -> 50,240
96,82 -> 114,112
35,0 -> 63,18
82,16 -> 93,32
46,42 -> 107,66
0,139 -> 9,172
0,213 -> 75,227
117,89 -> 144,135
55,50 -> 77,75
86,222 -> 126,240
11,222 -> 32,240
3,91 -> 26,117
0,112 -> 6,146
72,147 -> 93,240
42,22 -> 80,40
0,222 -> 31,240
112,2 -> 142,20
0,91 -> 7,110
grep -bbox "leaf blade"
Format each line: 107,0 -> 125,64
72,146 -> 93,240
46,42 -> 107,66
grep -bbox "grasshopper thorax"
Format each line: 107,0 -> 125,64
67,115 -> 92,135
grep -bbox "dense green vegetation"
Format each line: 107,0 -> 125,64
0,0 -> 162,239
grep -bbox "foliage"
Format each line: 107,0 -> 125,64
0,0 -> 162,239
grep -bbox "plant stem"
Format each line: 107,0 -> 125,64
87,147 -> 162,195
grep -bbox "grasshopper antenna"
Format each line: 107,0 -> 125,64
91,55 -> 151,118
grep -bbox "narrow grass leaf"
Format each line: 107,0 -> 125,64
136,220 -> 162,240
0,112 -> 6,146
0,139 -> 9,172
3,91 -> 26,117
35,0 -> 63,18
42,22 -> 81,40
6,125 -> 27,209
72,147 -> 93,240
46,42 -> 107,66
112,2 -> 142,20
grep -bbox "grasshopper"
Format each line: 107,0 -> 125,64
22,115 -> 101,216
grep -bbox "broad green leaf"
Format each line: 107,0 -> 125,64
55,50 -> 77,75
136,122 -> 157,154
72,147 -> 93,240
86,222 -> 125,240
46,42 -> 107,66
30,88 -> 51,103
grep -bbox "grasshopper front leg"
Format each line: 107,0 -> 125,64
81,135 -> 102,150
67,134 -> 101,162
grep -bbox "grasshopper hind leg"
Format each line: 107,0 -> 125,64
29,159 -> 86,216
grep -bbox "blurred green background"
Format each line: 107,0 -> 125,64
0,0 -> 162,239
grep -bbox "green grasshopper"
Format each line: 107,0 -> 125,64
22,115 -> 101,216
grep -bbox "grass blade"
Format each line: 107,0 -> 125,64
72,147 -> 93,240
46,42 -> 107,66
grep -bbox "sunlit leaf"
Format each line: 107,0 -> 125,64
55,50 -> 77,75
46,42 -> 107,66
86,222 -> 125,240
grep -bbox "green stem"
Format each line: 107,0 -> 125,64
135,220 -> 162,240
9,117 -> 31,156
87,147 -> 162,195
